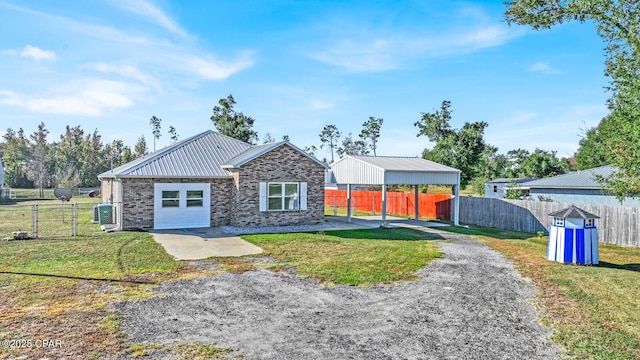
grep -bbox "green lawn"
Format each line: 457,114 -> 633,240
243,228 -> 443,286
438,224 -> 640,360
0,232 -> 185,359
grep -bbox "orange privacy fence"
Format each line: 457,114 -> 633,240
324,189 -> 452,220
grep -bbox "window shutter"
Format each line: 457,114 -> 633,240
300,182 -> 307,210
259,182 -> 267,211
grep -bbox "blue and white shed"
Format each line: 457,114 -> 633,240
547,205 -> 599,265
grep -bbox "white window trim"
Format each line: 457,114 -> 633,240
267,182 -> 299,211
161,190 -> 180,208
259,181 -> 308,212
186,190 -> 204,207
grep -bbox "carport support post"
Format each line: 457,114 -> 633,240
454,177 -> 460,226
414,185 -> 419,221
346,184 -> 352,223
381,184 -> 387,222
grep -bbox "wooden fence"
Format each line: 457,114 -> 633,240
324,189 -> 451,220
456,197 -> 640,247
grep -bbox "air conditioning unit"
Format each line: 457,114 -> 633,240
92,205 -> 99,223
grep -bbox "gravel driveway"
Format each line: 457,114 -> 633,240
115,229 -> 562,359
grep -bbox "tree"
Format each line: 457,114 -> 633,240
210,94 -> 258,144
282,135 -> 290,142
262,132 -> 275,144
415,100 -> 488,188
359,116 -> 383,156
149,115 -> 162,151
504,148 -> 530,178
303,145 -> 318,157
505,0 -> 640,198
574,119 -> 613,170
520,149 -> 569,178
28,122 -> 52,197
1,128 -> 32,188
337,133 -> 369,157
319,124 -> 341,163
168,126 -> 178,144
134,135 -> 148,158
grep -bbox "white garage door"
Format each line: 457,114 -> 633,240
154,183 -> 210,230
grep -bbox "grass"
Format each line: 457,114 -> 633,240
0,197 -> 102,238
0,231 -> 189,359
438,224 -> 640,360
243,228 -> 443,286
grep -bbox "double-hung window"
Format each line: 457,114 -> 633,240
186,190 -> 204,207
161,190 -> 180,208
268,182 -> 299,210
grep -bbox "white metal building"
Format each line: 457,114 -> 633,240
329,156 -> 462,225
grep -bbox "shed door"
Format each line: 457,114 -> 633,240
153,183 -> 210,229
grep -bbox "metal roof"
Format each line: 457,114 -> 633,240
485,178 -> 538,184
98,130 -> 252,179
549,205 -> 600,219
223,141 -> 328,169
524,165 -> 616,189
330,156 -> 461,185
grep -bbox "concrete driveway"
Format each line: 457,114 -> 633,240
150,227 -> 263,260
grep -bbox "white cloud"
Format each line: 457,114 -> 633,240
528,61 -> 560,74
0,78 -> 145,116
1,49 -> 17,57
311,24 -> 521,73
308,97 -> 334,110
312,39 -> 398,73
182,55 -> 254,80
111,0 -> 188,37
83,62 -> 159,89
20,45 -> 57,60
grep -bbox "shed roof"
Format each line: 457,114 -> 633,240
549,205 -> 600,219
330,155 -> 460,185
486,178 -> 538,184
525,165 -> 616,189
98,131 -> 252,179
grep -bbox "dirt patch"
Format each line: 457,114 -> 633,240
115,234 -> 563,359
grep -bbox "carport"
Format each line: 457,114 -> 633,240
329,156 -> 462,226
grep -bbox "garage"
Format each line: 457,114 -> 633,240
153,183 -> 211,230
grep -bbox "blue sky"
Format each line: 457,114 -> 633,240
0,0 -> 609,160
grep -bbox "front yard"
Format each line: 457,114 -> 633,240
0,219 -> 639,359
439,225 -> 640,360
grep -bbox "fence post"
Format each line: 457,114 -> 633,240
333,196 -> 337,216
32,204 -> 38,238
72,204 -> 78,236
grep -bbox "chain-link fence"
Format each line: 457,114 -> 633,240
0,201 -> 102,239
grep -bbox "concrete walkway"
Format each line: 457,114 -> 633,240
327,215 -> 452,229
150,227 -> 263,260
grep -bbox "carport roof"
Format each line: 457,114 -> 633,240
329,155 -> 461,185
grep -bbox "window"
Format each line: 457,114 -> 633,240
555,218 -> 564,227
161,190 -> 179,207
493,185 -> 497,193
268,182 -> 299,210
186,190 -> 203,207
585,219 -> 593,227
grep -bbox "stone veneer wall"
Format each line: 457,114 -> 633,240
119,178 -> 233,230
230,144 -> 326,227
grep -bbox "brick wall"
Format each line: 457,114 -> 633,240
117,178 -> 233,230
230,144 -> 326,227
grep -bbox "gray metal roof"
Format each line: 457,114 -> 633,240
98,130 -> 252,179
549,205 -> 600,219
223,141 -> 328,169
525,165 -> 616,189
348,156 -> 461,173
486,178 -> 538,184
330,156 -> 461,185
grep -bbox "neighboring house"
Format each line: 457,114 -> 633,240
98,130 -> 327,230
524,165 -> 640,207
484,178 -> 537,199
